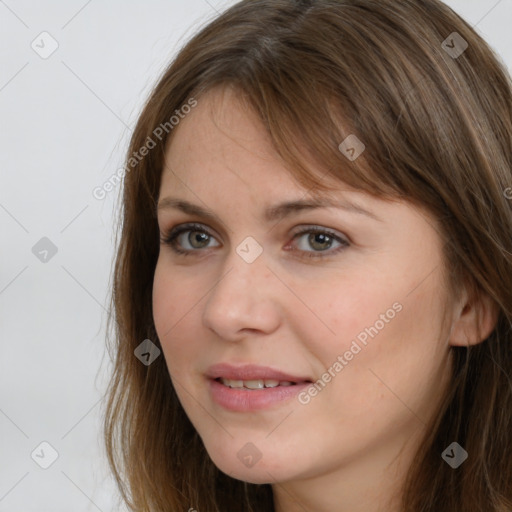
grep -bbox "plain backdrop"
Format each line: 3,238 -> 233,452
1,1 -> 511,510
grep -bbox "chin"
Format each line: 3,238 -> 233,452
212,459 -> 284,485
203,441 -> 299,485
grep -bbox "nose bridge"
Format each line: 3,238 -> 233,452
216,233 -> 268,281
201,235 -> 280,337
211,235 -> 270,305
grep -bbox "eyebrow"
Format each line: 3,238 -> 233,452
156,196 -> 382,223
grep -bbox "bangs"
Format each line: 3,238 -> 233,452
188,70 -> 404,202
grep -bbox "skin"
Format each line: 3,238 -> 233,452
152,86 -> 496,512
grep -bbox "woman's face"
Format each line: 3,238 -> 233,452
153,86 -> 455,506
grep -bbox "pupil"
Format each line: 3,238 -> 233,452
191,232 -> 209,247
311,233 -> 331,250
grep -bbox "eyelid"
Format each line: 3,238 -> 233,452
288,225 -> 350,257
289,224 -> 350,243
160,221 -> 350,259
160,222 -> 218,247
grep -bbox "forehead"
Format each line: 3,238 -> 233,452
165,87 -> 279,164
161,89 -> 304,194
161,86 -> 354,201
157,86 -> 414,225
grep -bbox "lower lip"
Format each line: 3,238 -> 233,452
208,378 -> 311,411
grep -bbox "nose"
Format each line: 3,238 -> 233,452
201,243 -> 282,342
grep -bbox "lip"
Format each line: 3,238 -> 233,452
205,363 -> 313,412
205,363 -> 312,383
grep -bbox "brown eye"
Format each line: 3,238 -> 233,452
160,223 -> 219,254
306,232 -> 334,251
290,227 -> 350,259
182,230 -> 211,249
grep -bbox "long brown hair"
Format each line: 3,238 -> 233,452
103,1 -> 512,510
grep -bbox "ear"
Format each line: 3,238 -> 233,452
449,287 -> 499,347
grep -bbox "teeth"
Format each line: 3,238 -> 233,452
262,379 -> 280,388
224,379 -> 244,388
244,380 -> 264,389
219,378 -> 295,389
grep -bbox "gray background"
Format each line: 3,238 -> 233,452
1,1 -> 511,510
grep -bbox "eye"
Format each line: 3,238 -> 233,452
159,223 -> 350,259
288,226 -> 349,259
160,223 -> 219,255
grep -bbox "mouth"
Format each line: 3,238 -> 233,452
206,362 -> 312,383
206,363 -> 314,411
215,377 -> 309,389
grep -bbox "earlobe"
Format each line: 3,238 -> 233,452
448,290 -> 499,347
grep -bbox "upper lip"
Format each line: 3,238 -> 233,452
206,363 -> 312,383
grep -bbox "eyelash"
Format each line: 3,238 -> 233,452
159,222 -> 350,260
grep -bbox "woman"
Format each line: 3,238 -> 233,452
103,0 -> 512,510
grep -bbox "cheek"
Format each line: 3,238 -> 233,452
152,262 -> 200,373
152,260 -> 203,332
306,270 -> 448,397
152,262 -> 175,335
308,272 -> 397,356
326,281 -> 450,418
